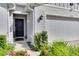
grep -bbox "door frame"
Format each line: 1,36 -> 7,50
13,15 -> 26,41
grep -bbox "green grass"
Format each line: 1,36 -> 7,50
40,41 -> 79,56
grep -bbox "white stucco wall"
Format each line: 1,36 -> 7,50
27,12 -> 33,43
34,5 -> 79,42
35,6 -> 46,33
0,4 -> 8,35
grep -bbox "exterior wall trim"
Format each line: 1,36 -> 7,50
43,4 -> 79,12
45,12 -> 79,19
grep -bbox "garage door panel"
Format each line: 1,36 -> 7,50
46,16 -> 79,42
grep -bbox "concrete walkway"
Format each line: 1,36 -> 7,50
14,41 -> 39,56
27,49 -> 39,56
15,41 -> 28,51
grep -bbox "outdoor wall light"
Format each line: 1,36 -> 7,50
69,3 -> 73,11
37,15 -> 43,23
70,3 -> 73,6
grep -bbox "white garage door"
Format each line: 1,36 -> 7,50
46,15 -> 79,42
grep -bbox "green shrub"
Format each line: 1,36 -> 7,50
40,44 -> 49,56
0,35 -> 15,56
40,41 -> 79,56
0,35 -> 6,48
0,48 -> 8,56
0,44 -> 14,56
32,31 -> 48,51
49,41 -> 69,56
16,50 -> 26,56
32,44 -> 39,51
6,43 -> 15,51
34,32 -> 42,50
41,31 -> 48,44
68,46 -> 79,56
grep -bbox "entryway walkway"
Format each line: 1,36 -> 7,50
14,41 -> 39,56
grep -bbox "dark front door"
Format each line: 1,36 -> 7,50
15,19 -> 24,37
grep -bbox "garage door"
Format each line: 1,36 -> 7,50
46,15 -> 79,42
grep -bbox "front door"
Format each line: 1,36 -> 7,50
15,19 -> 24,40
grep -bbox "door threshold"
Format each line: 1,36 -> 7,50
15,37 -> 24,41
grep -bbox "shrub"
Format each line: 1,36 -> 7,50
0,48 -> 8,56
40,41 -> 79,56
9,50 -> 30,56
0,35 -> 15,56
40,44 -> 49,56
49,41 -> 69,56
0,35 -> 6,48
0,43 -> 14,56
41,31 -> 48,44
32,44 -> 39,51
32,31 -> 48,51
34,32 -> 42,50
6,43 -> 15,51
16,50 -> 27,56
